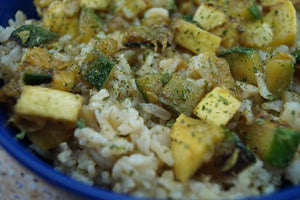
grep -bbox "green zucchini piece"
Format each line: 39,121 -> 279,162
84,51 -> 115,90
248,0 -> 263,21
265,52 -> 295,99
160,74 -> 205,115
219,47 -> 262,86
136,73 -> 170,103
10,24 -> 57,48
241,119 -> 300,168
23,73 -> 52,85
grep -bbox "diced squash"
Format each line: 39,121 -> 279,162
144,0 -> 176,10
193,3 -> 227,31
122,25 -> 172,49
80,0 -> 111,10
115,0 -> 147,19
264,1 -> 297,46
43,1 -> 78,36
10,25 -> 57,48
136,73 -> 170,105
241,118 -> 300,168
52,67 -> 80,91
14,86 -> 83,149
219,47 -> 262,86
79,7 -> 102,42
265,52 -> 295,98
160,74 -> 205,115
197,0 -> 253,20
172,19 -> 222,54
210,19 -> 240,49
260,0 -> 287,7
241,22 -> 273,48
15,86 -> 83,124
85,51 -> 115,90
96,38 -> 119,55
193,87 -> 241,126
187,52 -> 235,90
171,114 -> 224,182
34,0 -> 52,8
142,8 -> 169,26
23,47 -> 71,70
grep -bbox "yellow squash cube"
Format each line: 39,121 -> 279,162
173,19 -> 221,54
43,1 -> 78,36
171,114 -> 224,182
260,0 -> 287,7
193,87 -> 241,126
193,3 -> 227,31
265,52 -> 295,98
115,0 -> 147,19
80,0 -> 111,10
241,22 -> 273,48
14,86 -> 83,149
15,86 -> 83,123
211,20 -> 240,49
264,1 -> 297,46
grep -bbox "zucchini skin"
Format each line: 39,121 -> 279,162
266,127 -> 300,168
10,24 -> 57,48
218,47 -> 257,57
23,73 -> 52,85
84,52 -> 115,90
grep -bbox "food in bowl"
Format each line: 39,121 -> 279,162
1,0 -> 300,199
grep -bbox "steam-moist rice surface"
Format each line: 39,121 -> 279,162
1,1 -> 300,199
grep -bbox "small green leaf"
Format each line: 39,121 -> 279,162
248,0 -> 263,21
15,130 -> 26,140
76,119 -> 86,129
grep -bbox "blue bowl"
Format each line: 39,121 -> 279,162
0,1 -> 299,200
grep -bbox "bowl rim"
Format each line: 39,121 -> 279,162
0,115 -> 299,200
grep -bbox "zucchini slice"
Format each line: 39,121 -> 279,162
219,47 -> 262,86
160,74 -> 205,115
84,51 -> 115,90
10,24 -> 57,48
241,118 -> 300,168
136,73 -> 170,104
23,73 -> 52,85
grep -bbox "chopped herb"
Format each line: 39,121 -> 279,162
15,130 -> 26,140
218,47 -> 257,57
76,119 -> 86,129
248,0 -> 263,21
291,110 -> 296,116
255,118 -> 266,125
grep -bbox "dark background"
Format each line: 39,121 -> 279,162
0,0 -> 38,26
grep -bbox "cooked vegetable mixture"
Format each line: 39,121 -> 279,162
1,0 -> 300,199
